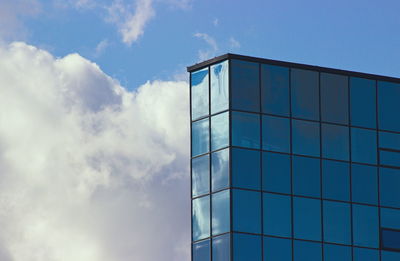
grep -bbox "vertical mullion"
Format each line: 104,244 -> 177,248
190,71 -> 193,261
348,76 -> 354,261
259,63 -> 263,261
208,66 -> 212,261
376,80 -> 382,261
228,58 -> 233,261
289,67 -> 294,261
319,71 -> 324,260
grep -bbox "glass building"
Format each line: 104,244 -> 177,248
188,54 -> 400,261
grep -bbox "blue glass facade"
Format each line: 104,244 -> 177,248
189,54 -> 400,261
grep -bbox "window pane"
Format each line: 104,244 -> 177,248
233,233 -> 262,261
350,77 -> 376,128
192,118 -> 209,157
321,73 -> 349,124
323,244 -> 351,261
351,164 -> 378,205
293,197 -> 321,241
292,155 -> 321,197
262,152 -> 291,194
379,131 -> 400,168
232,111 -> 260,149
192,155 -> 210,197
211,112 -> 229,151
351,128 -> 377,164
291,68 -> 319,120
293,240 -> 322,261
211,61 -> 229,114
323,201 -> 351,244
233,189 -> 261,234
292,119 -> 320,157
353,204 -> 379,248
192,196 -> 210,241
211,149 -> 229,192
231,59 -> 260,112
322,160 -> 350,201
382,251 -> 400,261
191,68 -> 209,120
212,233 -> 230,261
262,115 -> 290,153
380,131 -> 400,149
263,237 -> 292,261
212,190 -> 230,236
380,150 -> 400,168
261,64 -> 289,116
378,81 -> 400,132
322,123 -> 349,161
381,207 -> 400,230
380,167 -> 400,208
193,240 -> 210,261
353,248 -> 379,261
382,229 -> 400,251
263,193 -> 291,237
232,148 -> 260,190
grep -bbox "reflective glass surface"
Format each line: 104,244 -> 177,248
263,237 -> 292,261
321,123 -> 349,161
293,197 -> 321,241
292,119 -> 320,157
262,152 -> 291,194
192,155 -> 209,197
232,148 -> 260,190
231,59 -> 260,112
380,131 -> 400,149
321,73 -> 349,124
211,112 -> 229,151
192,196 -> 210,241
322,160 -> 350,201
382,229 -> 400,251
291,68 -> 319,120
233,233 -> 262,261
381,207 -> 400,229
211,61 -> 229,114
262,115 -> 290,153
212,234 -> 230,261
191,68 -> 209,120
211,149 -> 229,192
192,118 -> 209,157
350,77 -> 376,128
351,164 -> 378,205
232,111 -> 260,149
263,193 -> 291,237
351,127 -> 377,164
323,244 -> 351,261
193,239 -> 210,261
353,204 -> 379,248
293,240 -> 322,261
261,64 -> 289,116
292,155 -> 320,197
323,201 -> 351,244
233,189 -> 261,234
212,190 -> 230,235
379,131 -> 400,168
382,251 -> 400,261
380,167 -> 400,208
378,81 -> 400,132
353,248 -> 379,261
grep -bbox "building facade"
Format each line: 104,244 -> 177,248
188,54 -> 400,261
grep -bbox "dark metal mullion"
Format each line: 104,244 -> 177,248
319,71 -> 324,260
259,63 -> 264,261
228,59 -> 233,261
189,71 -> 194,261
208,66 -> 213,261
289,67 -> 295,261
376,80 -> 382,261
348,76 -> 354,261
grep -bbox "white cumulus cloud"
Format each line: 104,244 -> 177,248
0,42 -> 190,261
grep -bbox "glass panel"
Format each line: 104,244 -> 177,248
353,248 -> 379,261
192,155 -> 210,197
211,112 -> 229,151
191,68 -> 209,120
382,251 -> 400,261
380,131 -> 400,149
321,123 -> 349,161
382,229 -> 400,251
231,59 -> 260,112
292,119 -> 320,157
192,196 -> 210,241
381,207 -> 400,230
322,160 -> 350,201
323,201 -> 351,244
262,115 -> 290,153
380,167 -> 400,208
351,164 -> 378,205
350,77 -> 376,128
321,73 -> 349,124
263,236 -> 292,261
233,189 -> 261,234
211,149 -> 229,192
323,244 -> 351,261
293,240 -> 322,261
351,127 -> 377,164
192,118 -> 209,157
193,239 -> 210,261
212,233 -> 230,261
233,233 -> 262,261
291,68 -> 319,120
353,204 -> 379,248
232,148 -> 261,190
293,197 -> 321,241
380,150 -> 400,168
263,193 -> 291,237
232,111 -> 260,149
261,64 -> 289,116
378,81 -> 400,132
292,155 -> 321,197
211,61 -> 229,114
262,152 -> 291,194
212,190 -> 230,236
